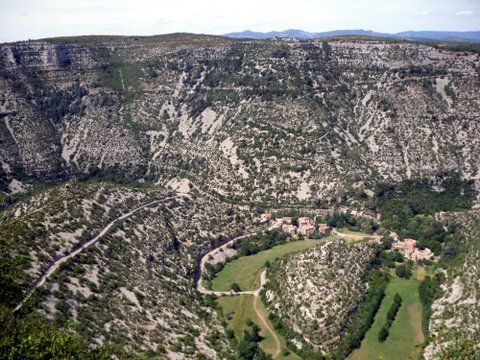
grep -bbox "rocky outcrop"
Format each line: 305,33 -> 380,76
424,211 -> 480,359
0,42 -> 96,70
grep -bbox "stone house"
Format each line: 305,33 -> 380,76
282,224 -> 297,235
298,217 -> 315,227
299,224 -> 315,237
318,223 -> 331,235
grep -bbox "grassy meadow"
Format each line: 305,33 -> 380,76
212,238 -> 330,291
349,269 -> 425,360
218,295 -> 300,359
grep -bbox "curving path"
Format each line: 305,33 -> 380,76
197,268 -> 267,297
14,195 -> 179,313
196,231 -> 264,296
253,287 -> 281,359
197,235 -> 282,358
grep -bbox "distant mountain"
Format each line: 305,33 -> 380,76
225,29 -> 318,39
396,31 -> 480,42
224,29 -> 480,42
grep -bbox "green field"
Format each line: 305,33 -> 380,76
349,271 -> 425,360
337,228 -> 373,236
212,238 -> 330,291
218,295 -> 300,360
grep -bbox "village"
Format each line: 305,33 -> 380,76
389,232 -> 434,261
258,212 -> 332,238
258,212 -> 434,261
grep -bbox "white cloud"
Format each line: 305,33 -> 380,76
415,11 -> 429,17
455,10 -> 476,16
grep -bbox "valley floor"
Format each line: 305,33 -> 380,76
349,268 -> 425,360
218,295 -> 298,359
211,238 -> 329,292
209,237 -> 332,359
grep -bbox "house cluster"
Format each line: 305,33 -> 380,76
258,213 -> 331,238
336,207 -> 379,221
390,232 -> 433,261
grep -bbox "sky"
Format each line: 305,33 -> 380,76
1,0 -> 479,43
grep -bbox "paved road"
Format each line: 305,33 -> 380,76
14,195 -> 178,313
196,231 -> 263,296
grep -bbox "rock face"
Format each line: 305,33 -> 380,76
0,42 -> 95,70
264,240 -> 375,354
1,34 -> 480,201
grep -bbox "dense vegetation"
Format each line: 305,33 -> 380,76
395,263 -> 413,279
377,245 -> 404,268
236,320 -> 272,360
322,212 -> 378,234
0,242 -> 28,308
375,175 -> 475,255
375,175 -> 475,229
378,294 -> 402,343
0,305 -> 129,359
418,274 -> 444,337
333,270 -> 391,359
234,230 -> 290,257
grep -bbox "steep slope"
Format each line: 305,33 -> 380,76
2,34 -> 480,360
0,181 -> 255,358
264,240 -> 376,356
1,35 -> 479,204
424,211 -> 480,359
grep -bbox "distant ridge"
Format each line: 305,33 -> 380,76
224,29 -> 480,42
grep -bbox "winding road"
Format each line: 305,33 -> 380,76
196,231 -> 264,296
196,233 -> 282,358
14,195 -> 178,313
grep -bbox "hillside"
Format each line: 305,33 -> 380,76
424,211 -> 480,359
0,180 -> 254,358
264,240 -> 375,356
1,35 -> 480,205
1,34 -> 480,359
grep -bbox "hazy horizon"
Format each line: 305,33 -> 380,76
1,0 -> 480,43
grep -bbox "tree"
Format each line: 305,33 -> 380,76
393,294 -> 402,304
395,264 -> 412,279
378,326 -> 389,342
231,283 -> 241,292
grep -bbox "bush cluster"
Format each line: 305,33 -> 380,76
378,294 -> 402,343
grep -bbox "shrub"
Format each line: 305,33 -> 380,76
395,264 -> 412,279
378,326 -> 389,342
